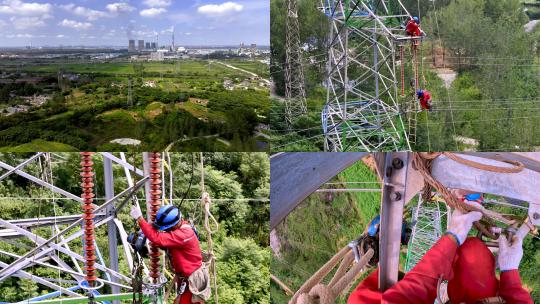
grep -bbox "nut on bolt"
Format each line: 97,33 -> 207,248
392,192 -> 402,201
392,158 -> 404,169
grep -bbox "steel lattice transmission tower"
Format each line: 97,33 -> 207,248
405,196 -> 448,272
321,0 -> 414,151
284,0 -> 308,125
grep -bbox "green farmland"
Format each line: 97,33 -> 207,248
0,58 -> 270,151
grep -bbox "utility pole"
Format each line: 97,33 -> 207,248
284,0 -> 308,126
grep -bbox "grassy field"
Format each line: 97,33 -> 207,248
0,139 -> 77,152
223,59 -> 270,78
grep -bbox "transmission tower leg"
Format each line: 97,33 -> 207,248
379,152 -> 410,292
104,158 -> 120,304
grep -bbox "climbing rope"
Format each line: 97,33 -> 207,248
412,153 -> 526,239
290,246 -> 374,304
443,153 -> 524,173
200,153 -> 219,304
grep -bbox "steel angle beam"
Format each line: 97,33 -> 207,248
431,154 -> 540,226
0,160 -> 83,204
0,249 -> 131,290
378,152 -> 410,292
0,177 -> 147,281
0,261 -> 80,297
102,152 -> 144,176
0,152 -> 43,182
270,152 -> 367,230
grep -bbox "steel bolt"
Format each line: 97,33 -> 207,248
392,158 -> 404,169
533,212 -> 540,220
392,192 -> 402,201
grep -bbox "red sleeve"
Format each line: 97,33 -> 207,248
382,235 -> 458,304
348,269 -> 382,304
498,270 -> 533,304
139,218 -> 188,248
424,92 -> 431,100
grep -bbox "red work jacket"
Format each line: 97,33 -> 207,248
406,20 -> 421,37
420,91 -> 431,102
140,219 -> 203,277
347,235 -> 532,304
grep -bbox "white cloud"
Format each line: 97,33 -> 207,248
56,34 -> 65,38
134,29 -> 157,37
6,33 -> 33,38
59,19 -> 92,30
197,1 -> 242,16
106,2 -> 134,14
10,16 -> 46,29
60,4 -> 108,20
139,7 -> 165,17
143,0 -> 171,7
0,0 -> 51,16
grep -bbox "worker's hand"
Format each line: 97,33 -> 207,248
498,234 -> 524,271
447,208 -> 482,245
130,205 -> 143,220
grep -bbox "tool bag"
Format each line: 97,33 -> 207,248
189,251 -> 212,302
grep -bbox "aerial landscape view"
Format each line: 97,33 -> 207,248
270,0 -> 540,152
0,0 -> 270,151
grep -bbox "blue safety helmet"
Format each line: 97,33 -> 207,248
413,16 -> 420,24
417,89 -> 424,97
367,215 -> 380,237
154,205 -> 182,231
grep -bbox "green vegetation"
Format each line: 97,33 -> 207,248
0,139 -> 77,152
0,58 -> 269,151
270,161 -> 540,302
0,152 -> 270,303
270,0 -> 540,151
271,161 -> 380,303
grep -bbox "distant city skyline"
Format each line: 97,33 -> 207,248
0,0 -> 269,47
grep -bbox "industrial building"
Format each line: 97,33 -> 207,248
128,39 -> 135,52
138,40 -> 144,51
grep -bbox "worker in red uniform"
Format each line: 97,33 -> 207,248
405,16 -> 425,47
348,198 -> 533,304
417,89 -> 432,111
405,17 -> 422,37
131,204 -> 208,304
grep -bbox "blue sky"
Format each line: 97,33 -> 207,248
0,0 -> 269,47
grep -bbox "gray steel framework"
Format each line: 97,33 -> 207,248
284,0 -> 308,125
320,0 -> 414,151
0,152 -> 155,301
404,196 -> 448,272
270,152 -> 540,291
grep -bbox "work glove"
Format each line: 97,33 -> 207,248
447,207 -> 482,245
498,234 -> 524,271
130,205 -> 143,220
